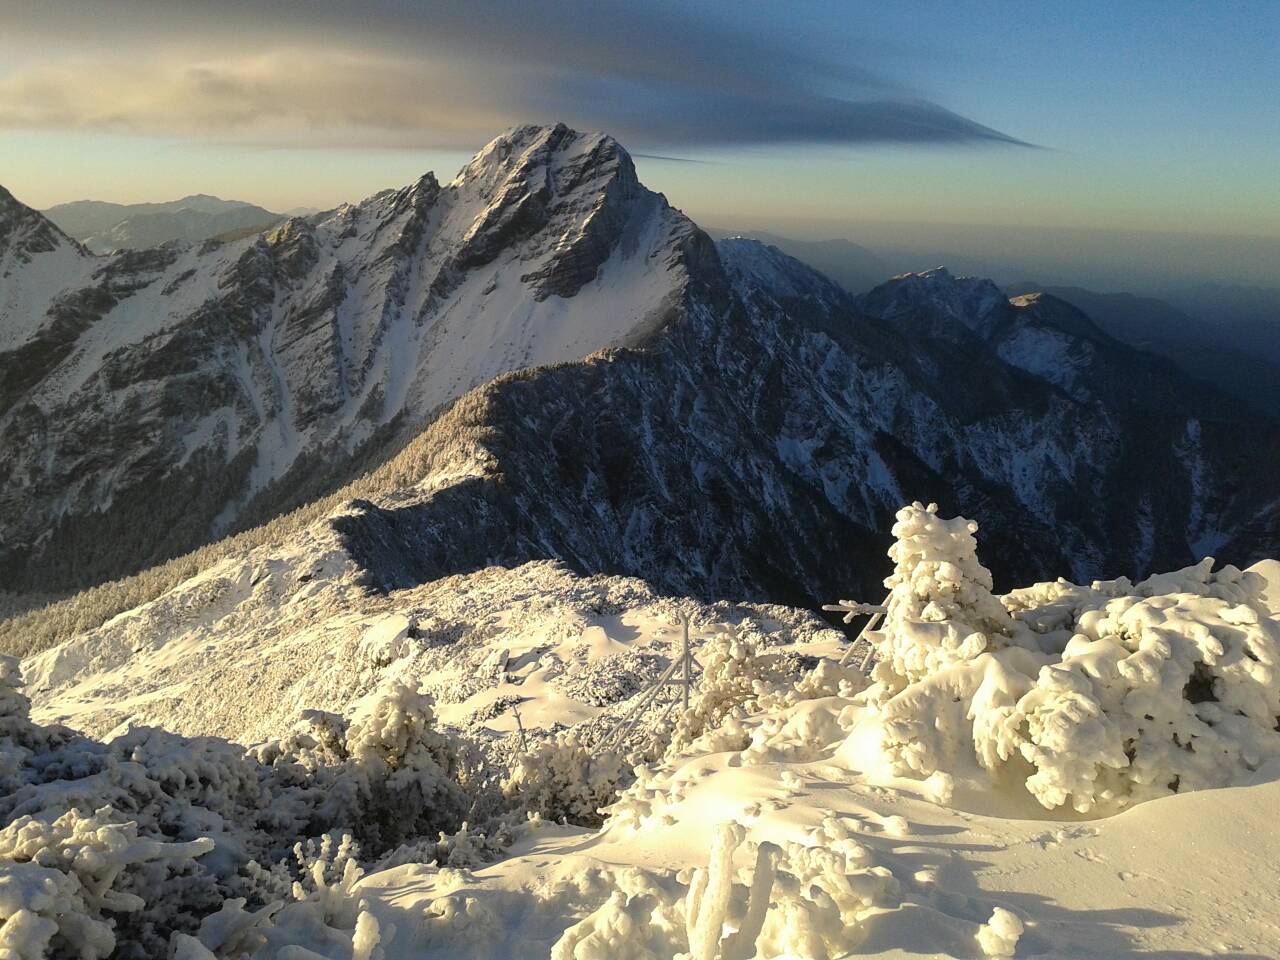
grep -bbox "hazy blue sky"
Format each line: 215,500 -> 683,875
1,1 -> 1276,286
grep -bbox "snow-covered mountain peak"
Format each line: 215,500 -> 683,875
858,265 -> 1011,340
1007,290 -> 1111,341
0,183 -> 23,214
715,236 -> 850,308
431,123 -> 679,304
0,125 -> 712,595
1,187 -> 96,351
453,123 -> 633,195
0,185 -> 84,262
882,265 -> 1003,305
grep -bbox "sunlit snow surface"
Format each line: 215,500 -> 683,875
11,502 -> 1280,958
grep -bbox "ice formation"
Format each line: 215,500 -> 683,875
0,659 -> 467,957
3,503 -> 1279,956
503,733 -> 624,827
859,503 -> 1280,813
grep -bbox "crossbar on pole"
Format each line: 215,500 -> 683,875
830,594 -> 889,669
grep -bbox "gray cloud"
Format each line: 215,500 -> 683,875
0,0 -> 1030,150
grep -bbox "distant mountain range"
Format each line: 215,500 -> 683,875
43,195 -> 283,253
705,229 -> 890,298
42,200 -> 1280,419
2,125 -> 1277,620
705,231 -> 1279,420
1001,283 -> 1280,419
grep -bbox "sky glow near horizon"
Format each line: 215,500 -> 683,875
1,0 -> 1276,288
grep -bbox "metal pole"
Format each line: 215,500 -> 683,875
681,616 -> 690,713
599,653 -> 680,753
512,701 -> 529,753
832,596 -> 888,668
841,609 -> 883,668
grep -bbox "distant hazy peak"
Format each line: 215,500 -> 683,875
41,194 -> 282,254
888,265 -> 1003,299
715,236 -> 849,304
859,266 -> 1009,339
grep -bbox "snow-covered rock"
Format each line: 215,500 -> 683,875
0,123 -> 706,595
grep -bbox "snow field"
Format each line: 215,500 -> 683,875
4,503 -> 1280,956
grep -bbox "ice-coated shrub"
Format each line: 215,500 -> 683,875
0,806 -> 213,960
193,833 -> 396,960
660,628 -> 863,768
861,504 -> 1280,813
0,656 -> 36,798
170,897 -> 283,960
1012,572 -> 1280,810
0,860 -> 110,960
285,833 -> 366,930
552,817 -> 903,960
0,659 -> 482,957
504,732 -> 624,826
666,633 -> 777,759
976,907 -> 1023,958
739,700 -> 849,767
376,816 -> 521,871
343,682 -> 470,847
871,502 -> 1015,695
550,870 -> 686,960
254,682 -> 472,852
0,656 -> 28,730
790,658 -> 866,702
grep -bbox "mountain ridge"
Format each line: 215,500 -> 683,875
1,124 -> 1277,650
44,194 -> 282,254
0,124 -> 710,595
1004,281 -> 1280,418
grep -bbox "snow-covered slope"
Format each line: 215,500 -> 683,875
0,186 -> 97,350
307,240 -> 1278,614
7,502 -> 1279,958
0,124 -> 708,594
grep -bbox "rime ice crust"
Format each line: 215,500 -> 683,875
3,508 -> 1280,955
862,502 -> 1280,813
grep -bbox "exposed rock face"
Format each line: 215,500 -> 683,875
2,129 -> 1276,610
329,242 -> 1280,606
0,125 -> 703,593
